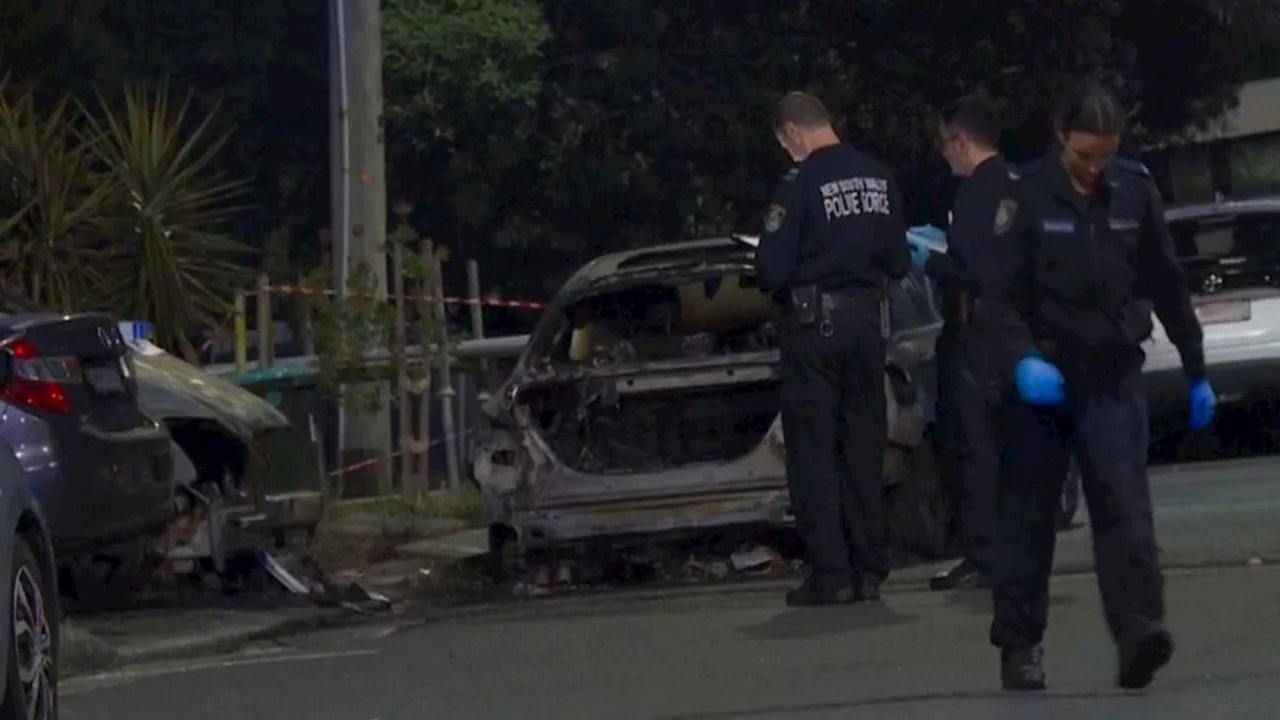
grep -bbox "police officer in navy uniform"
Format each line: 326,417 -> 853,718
981,79 -> 1216,690
907,94 -> 1015,592
755,91 -> 910,606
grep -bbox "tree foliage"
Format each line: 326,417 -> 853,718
0,79 -> 252,355
0,0 -> 1278,321
382,0 -> 551,265
308,261 -> 395,413
306,224 -> 440,414
0,86 -> 107,309
82,85 -> 252,356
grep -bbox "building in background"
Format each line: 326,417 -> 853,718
1144,77 -> 1280,204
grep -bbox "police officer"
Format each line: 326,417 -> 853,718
908,95 -> 1014,592
981,79 -> 1216,690
755,91 -> 910,606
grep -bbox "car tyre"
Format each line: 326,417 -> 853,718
1055,455 -> 1082,530
888,427 -> 953,560
0,536 -> 56,720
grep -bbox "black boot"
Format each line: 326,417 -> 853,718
929,558 -> 989,591
785,574 -> 856,607
1117,628 -> 1174,690
1000,645 -> 1046,691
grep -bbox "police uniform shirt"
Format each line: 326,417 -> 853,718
755,144 -> 910,294
925,155 -> 1014,322
982,152 -> 1206,381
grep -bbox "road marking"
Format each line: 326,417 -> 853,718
62,649 -> 379,695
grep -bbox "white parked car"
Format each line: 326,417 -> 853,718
1144,197 -> 1280,452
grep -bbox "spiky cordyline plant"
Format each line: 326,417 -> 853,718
80,83 -> 253,358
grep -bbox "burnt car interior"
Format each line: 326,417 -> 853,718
520,272 -> 781,474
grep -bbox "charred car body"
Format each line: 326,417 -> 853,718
475,237 -> 986,562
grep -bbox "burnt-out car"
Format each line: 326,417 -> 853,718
473,237 -> 973,561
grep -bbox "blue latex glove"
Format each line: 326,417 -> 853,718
1189,379 -> 1216,431
1014,355 -> 1067,406
908,240 -> 930,269
905,225 -> 946,270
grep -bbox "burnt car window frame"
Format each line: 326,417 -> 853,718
526,304 -> 574,362
537,269 -> 771,365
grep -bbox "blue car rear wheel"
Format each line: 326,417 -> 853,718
2,538 -> 56,720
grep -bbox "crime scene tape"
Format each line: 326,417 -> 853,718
265,284 -> 547,310
327,429 -> 476,478
329,449 -> 407,478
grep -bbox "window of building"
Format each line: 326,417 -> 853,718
1228,131 -> 1280,197
1166,144 -> 1216,203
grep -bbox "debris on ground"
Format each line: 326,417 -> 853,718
505,531 -> 806,599
65,505 -> 825,619
684,556 -> 731,581
62,487 -> 475,619
260,552 -> 319,595
730,544 -> 783,573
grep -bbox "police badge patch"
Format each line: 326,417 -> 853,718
994,197 -> 1017,236
764,204 -> 786,233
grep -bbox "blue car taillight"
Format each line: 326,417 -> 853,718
0,339 -> 80,415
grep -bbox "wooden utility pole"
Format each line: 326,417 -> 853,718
331,0 -> 391,495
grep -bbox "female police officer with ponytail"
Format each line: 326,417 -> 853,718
979,79 -> 1216,692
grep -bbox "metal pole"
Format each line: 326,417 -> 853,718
415,241 -> 434,494
465,259 -> 491,401
330,0 -> 352,294
256,272 -> 273,370
455,370 -> 468,468
392,239 -> 412,497
432,253 -> 461,490
233,290 -> 247,373
299,272 -> 317,356
330,0 -> 353,485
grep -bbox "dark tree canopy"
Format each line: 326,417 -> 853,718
1,0 -> 1276,304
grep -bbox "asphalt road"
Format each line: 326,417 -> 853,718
61,456 -> 1280,720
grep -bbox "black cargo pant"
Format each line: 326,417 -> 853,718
990,362 -> 1163,649
779,307 -> 889,586
936,323 -> 1000,573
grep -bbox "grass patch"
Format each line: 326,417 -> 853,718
307,522 -> 396,571
322,482 -> 484,526
306,482 -> 485,572
428,483 -> 484,527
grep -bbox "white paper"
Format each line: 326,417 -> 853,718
734,231 -> 947,253
127,339 -> 167,357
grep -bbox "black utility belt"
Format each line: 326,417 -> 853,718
783,285 -> 884,337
